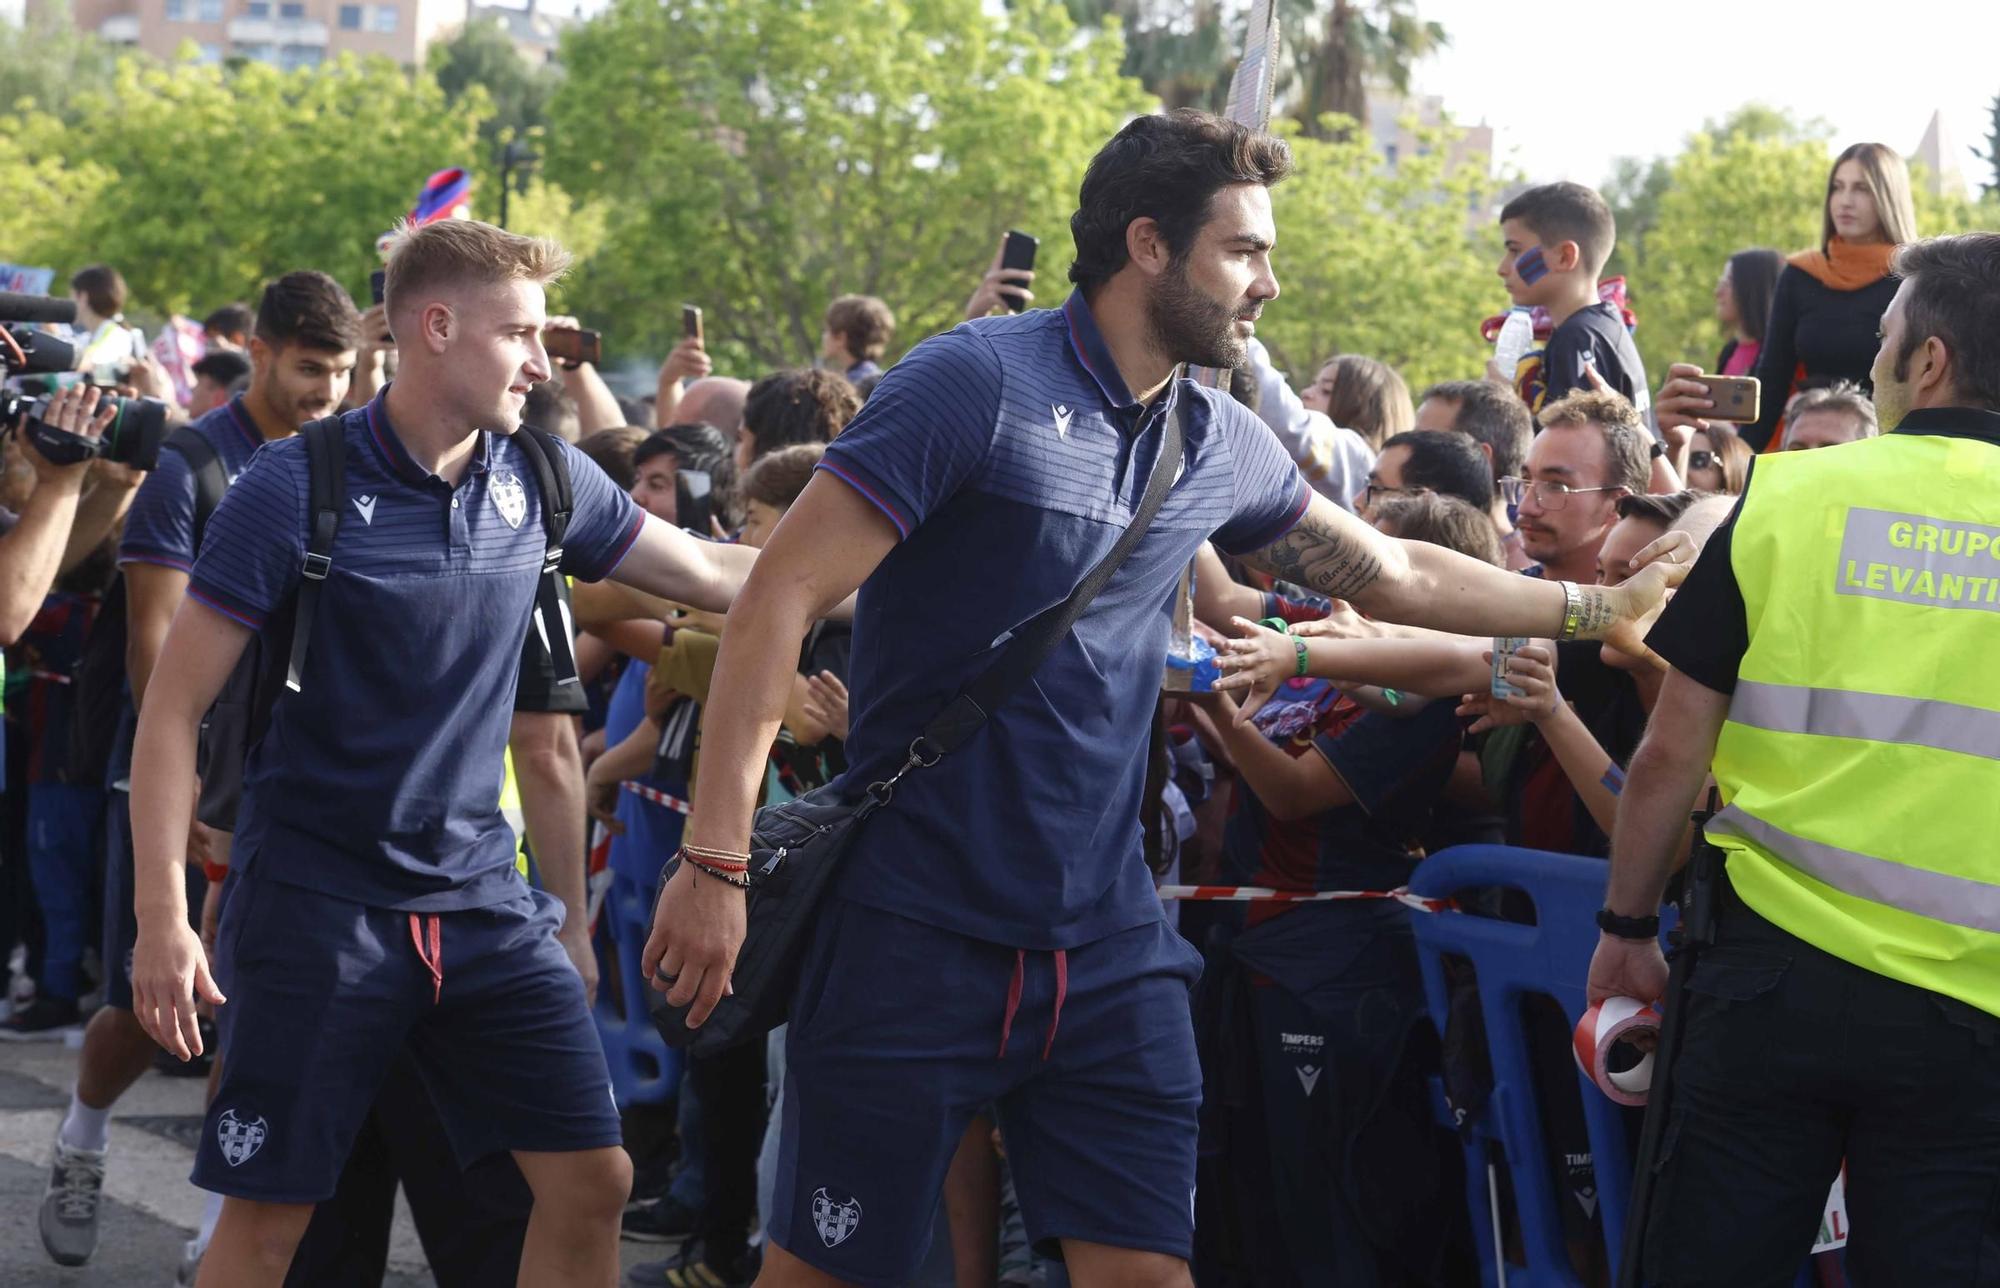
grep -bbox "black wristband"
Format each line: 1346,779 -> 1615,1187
1648,440 -> 1667,459
1596,907 -> 1661,940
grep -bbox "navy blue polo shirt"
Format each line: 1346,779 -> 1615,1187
186,389 -> 645,911
120,396 -> 268,572
819,289 -> 1310,949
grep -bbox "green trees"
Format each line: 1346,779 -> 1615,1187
1256,118 -> 1500,393
1609,107 -> 2000,380
545,0 -> 1151,369
1,53 -> 489,316
428,18 -> 557,152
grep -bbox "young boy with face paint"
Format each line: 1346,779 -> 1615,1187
1496,182 -> 1651,419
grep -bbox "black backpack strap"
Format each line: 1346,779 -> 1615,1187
286,416 -> 346,694
160,427 -> 229,551
882,382 -> 1189,791
511,425 -> 580,687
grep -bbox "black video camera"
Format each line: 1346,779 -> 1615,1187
1,290 -> 172,470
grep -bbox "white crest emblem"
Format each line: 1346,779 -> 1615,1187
216,1109 -> 267,1167
1295,1064 -> 1322,1096
1052,403 -> 1074,438
811,1187 -> 862,1248
353,495 -> 377,525
491,469 -> 527,529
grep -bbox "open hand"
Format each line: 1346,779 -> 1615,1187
801,671 -> 850,741
1287,599 -> 1379,641
1210,616 -> 1297,723
1595,564 -> 1673,671
131,920 -> 225,1061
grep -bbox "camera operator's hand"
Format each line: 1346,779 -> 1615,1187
88,456 -> 146,494
24,386 -> 117,489
965,235 -> 1036,320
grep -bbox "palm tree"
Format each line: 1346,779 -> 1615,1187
1286,0 -> 1448,137
1052,1 -> 1447,136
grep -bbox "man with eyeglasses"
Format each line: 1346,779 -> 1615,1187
1353,430 -> 1493,521
1502,390 -> 1652,581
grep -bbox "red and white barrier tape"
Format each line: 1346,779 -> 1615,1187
620,781 -> 693,814
1156,884 -> 1450,913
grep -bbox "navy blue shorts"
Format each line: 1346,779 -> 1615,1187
770,899 -> 1204,1286
193,875 -> 621,1203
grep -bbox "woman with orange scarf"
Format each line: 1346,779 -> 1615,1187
1743,142 -> 1917,450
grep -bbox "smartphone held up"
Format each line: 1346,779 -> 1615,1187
544,326 -> 602,368
998,231 -> 1037,312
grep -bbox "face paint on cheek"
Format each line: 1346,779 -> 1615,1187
1515,245 -> 1549,286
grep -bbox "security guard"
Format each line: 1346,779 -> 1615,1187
1589,231 -> 2000,1285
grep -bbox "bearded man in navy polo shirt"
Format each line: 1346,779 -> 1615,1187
647,110 -> 1669,1288
127,219 -> 771,1288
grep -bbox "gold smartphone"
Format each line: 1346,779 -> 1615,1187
1700,375 -> 1760,424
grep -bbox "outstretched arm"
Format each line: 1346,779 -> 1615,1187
608,516 -> 761,615
610,514 -> 856,621
1238,491 -> 1661,647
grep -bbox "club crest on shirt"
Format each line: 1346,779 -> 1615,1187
216,1109 -> 267,1167
491,469 -> 527,529
812,1187 -> 862,1248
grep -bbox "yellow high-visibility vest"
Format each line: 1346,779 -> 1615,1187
1710,429 -> 2000,1017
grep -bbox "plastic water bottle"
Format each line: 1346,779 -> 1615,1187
1494,306 -> 1535,383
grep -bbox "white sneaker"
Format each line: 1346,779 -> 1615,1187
39,1131 -> 107,1267
174,1234 -> 207,1286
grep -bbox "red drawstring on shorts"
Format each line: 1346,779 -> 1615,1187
996,948 -> 1069,1061
1043,950 -> 1067,1061
408,913 -> 442,1004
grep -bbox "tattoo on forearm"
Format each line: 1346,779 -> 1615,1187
1573,586 -> 1620,638
1250,515 -> 1384,601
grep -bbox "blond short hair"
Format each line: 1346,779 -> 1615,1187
383,219 -> 571,318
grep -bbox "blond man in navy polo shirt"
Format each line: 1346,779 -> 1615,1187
127,220 -> 769,1287
648,111 -> 1669,1287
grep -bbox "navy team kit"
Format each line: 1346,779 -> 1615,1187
767,289 -> 1308,1283
176,392 -> 641,1199
156,287 -> 1318,1281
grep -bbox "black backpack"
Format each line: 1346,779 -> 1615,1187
69,428 -> 230,787
195,418 -> 578,827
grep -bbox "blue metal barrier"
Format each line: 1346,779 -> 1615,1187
1408,845 -> 1642,1288
593,869 -> 680,1108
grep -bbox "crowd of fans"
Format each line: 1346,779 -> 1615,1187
0,123 -> 1930,1287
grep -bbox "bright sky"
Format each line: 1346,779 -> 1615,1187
1409,0 -> 2000,190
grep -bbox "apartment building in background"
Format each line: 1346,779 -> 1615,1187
33,0 -> 564,71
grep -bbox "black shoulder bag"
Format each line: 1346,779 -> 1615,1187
650,393 -> 1188,1056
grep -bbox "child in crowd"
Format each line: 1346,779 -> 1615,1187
1497,182 -> 1650,416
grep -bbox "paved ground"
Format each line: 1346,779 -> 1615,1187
0,1031 -> 670,1285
